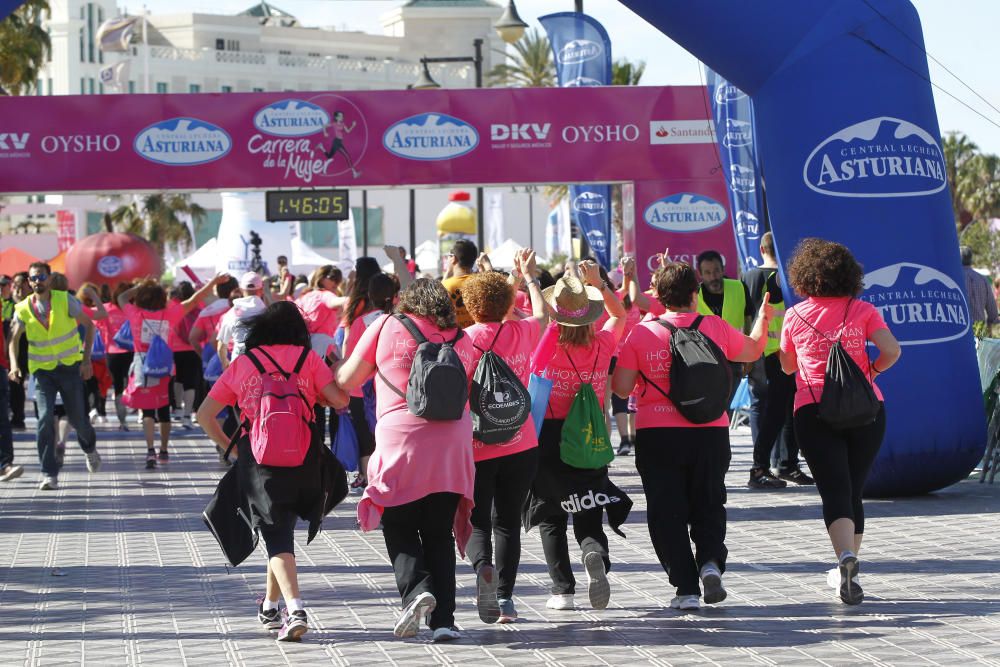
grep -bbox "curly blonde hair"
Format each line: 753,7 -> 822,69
462,272 -> 513,323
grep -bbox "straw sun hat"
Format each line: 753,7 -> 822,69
542,274 -> 605,327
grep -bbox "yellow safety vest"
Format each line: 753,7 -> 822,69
697,278 -> 746,330
761,271 -> 786,357
15,291 -> 83,374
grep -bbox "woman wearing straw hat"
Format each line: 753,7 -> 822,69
526,260 -> 627,612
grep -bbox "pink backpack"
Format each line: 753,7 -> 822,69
244,347 -> 314,467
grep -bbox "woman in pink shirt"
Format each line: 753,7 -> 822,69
612,261 -> 773,611
336,278 -> 475,643
118,276 -> 224,469
294,265 -> 347,359
77,282 -> 109,423
779,239 -> 900,605
104,282 -> 134,430
531,261 -> 625,612
168,282 -> 203,429
197,301 -> 349,643
462,249 -> 546,624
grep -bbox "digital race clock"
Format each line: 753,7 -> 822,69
265,189 -> 349,221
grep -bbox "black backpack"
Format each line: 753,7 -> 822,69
378,313 -> 468,421
641,315 -> 732,424
795,300 -> 880,429
470,323 -> 531,443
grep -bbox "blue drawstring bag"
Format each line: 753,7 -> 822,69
331,409 -> 360,472
334,325 -> 345,351
91,330 -> 107,361
113,320 -> 134,351
362,378 -> 377,432
203,350 -> 223,383
527,373 -> 553,438
143,335 -> 173,379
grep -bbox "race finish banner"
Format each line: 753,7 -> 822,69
705,68 -> 765,271
540,11 -> 614,267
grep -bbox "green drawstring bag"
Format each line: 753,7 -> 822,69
558,353 -> 614,470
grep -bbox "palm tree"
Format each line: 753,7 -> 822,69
612,58 -> 646,86
943,132 -> 980,227
0,0 -> 51,95
487,28 -> 555,88
108,193 -> 206,255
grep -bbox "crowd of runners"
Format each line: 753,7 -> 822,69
0,235 -> 900,644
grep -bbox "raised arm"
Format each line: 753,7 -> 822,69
385,245 -> 413,290
581,260 -> 625,340
732,293 -> 774,363
180,274 -> 227,315
516,249 -> 547,333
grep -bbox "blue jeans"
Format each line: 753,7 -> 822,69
0,371 -> 12,468
34,363 -> 97,477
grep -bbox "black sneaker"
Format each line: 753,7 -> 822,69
277,609 -> 308,642
778,467 -> 815,485
616,441 -> 632,456
258,601 -> 282,632
145,450 -> 157,470
747,468 -> 787,489
158,449 -> 169,463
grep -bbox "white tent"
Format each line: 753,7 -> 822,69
289,236 -> 336,275
171,237 -> 218,283
486,238 -> 523,269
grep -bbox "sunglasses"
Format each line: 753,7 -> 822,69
28,274 -> 48,283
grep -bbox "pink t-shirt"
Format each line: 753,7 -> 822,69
344,310 -> 384,398
192,299 -> 230,344
295,290 -> 344,337
351,313 -> 477,552
101,303 -> 129,354
643,296 -> 666,317
170,300 -> 200,353
465,319 -> 541,462
542,322 -> 621,420
208,344 -> 333,420
514,290 -> 530,312
594,288 -> 642,356
618,312 -> 746,429
780,297 -> 888,412
123,302 -> 186,354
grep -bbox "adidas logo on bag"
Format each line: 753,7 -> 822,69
559,489 -> 622,513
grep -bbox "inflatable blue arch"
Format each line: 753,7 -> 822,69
620,0 -> 986,496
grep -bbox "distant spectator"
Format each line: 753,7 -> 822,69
960,246 -> 999,328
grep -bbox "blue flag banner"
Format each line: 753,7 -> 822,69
569,185 -> 612,267
541,12 -> 613,267
705,68 -> 765,271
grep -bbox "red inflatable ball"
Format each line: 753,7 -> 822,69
64,233 -> 163,288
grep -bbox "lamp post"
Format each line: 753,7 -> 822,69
412,39 -> 486,252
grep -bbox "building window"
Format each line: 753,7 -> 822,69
80,77 -> 85,94
252,87 -> 264,92
307,52 -> 320,57
226,39 -> 240,51
278,50 -> 291,55
128,81 -> 136,94
189,83 -> 201,93
99,82 -> 104,94
156,82 -> 168,93
47,78 -> 52,95
215,38 -> 224,50
87,3 -> 94,63
221,85 -> 232,93
79,28 -> 85,62
88,78 -> 95,94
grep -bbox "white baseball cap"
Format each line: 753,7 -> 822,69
239,272 -> 263,291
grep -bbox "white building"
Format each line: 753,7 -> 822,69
4,0 -> 553,265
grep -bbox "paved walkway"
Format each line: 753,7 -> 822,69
1,422 -> 999,666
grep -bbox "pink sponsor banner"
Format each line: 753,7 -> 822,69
633,178 -> 740,290
0,87 -> 720,194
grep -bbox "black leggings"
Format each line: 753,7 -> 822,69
467,447 -> 539,599
142,405 -> 171,424
349,396 -> 376,458
259,508 -> 297,557
173,350 -> 202,392
794,402 -> 886,533
107,352 -> 133,395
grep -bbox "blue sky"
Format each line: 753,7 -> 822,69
139,0 -> 1000,155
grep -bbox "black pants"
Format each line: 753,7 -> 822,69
381,492 -> 460,630
107,351 -> 133,395
794,403 -> 885,533
84,376 -> 105,417
635,427 -> 731,597
142,405 -> 171,424
467,447 -> 539,599
9,376 -> 25,427
537,419 -> 610,595
727,361 -> 744,406
259,507 -> 297,558
750,354 -> 799,470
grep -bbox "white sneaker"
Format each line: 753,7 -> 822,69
545,594 -> 574,610
700,563 -> 727,604
0,464 -> 24,482
182,415 -> 194,430
583,552 -> 610,610
670,595 -> 700,610
85,450 -> 101,473
826,567 -> 840,589
89,408 -> 99,423
39,475 -> 58,490
393,592 -> 436,638
431,626 -> 461,642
